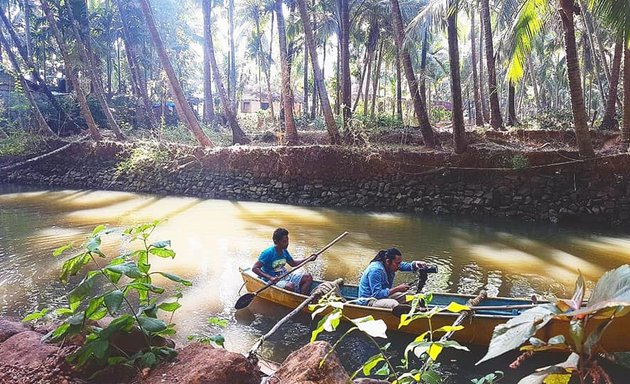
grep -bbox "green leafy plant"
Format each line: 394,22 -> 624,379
511,155 -> 529,170
115,141 -> 172,176
309,292 -> 470,383
470,371 -> 503,383
23,221 -> 191,373
187,316 -> 228,347
478,265 -> 630,383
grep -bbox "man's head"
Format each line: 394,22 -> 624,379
273,228 -> 289,249
374,247 -> 403,272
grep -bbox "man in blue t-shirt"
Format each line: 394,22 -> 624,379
252,228 -> 316,294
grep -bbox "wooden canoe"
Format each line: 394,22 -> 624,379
239,268 -> 629,352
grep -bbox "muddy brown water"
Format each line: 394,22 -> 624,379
1,184 -> 629,382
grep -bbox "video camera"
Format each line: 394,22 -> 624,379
418,265 -> 438,274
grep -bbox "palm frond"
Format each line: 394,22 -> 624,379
588,0 -> 630,46
505,0 -> 550,83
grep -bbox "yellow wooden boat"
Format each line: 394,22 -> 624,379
239,268 -> 629,352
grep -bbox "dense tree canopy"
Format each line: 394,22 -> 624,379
0,0 -> 627,154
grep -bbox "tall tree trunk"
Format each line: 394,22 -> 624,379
202,0 -> 215,123
479,14 -> 490,123
137,0 -> 215,146
310,0 -> 317,119
579,0 -> 606,111
0,4 -> 80,134
117,0 -> 156,129
23,0 -> 31,60
65,0 -> 125,140
276,0 -> 298,144
228,0 -> 236,109
419,29 -> 429,110
622,45 -> 630,145
447,3 -> 466,154
296,0 -> 341,144
303,40 -> 308,117
370,40 -> 384,117
40,0 -> 102,141
352,48 -> 368,112
389,0 -> 437,147
395,46 -> 402,122
340,0 -> 351,126
507,80 -> 517,126
202,0 -> 249,144
559,0 -> 594,158
600,37 -> 623,130
267,12 -> 276,121
0,28 -> 54,135
470,10 -> 483,126
480,0 -> 503,130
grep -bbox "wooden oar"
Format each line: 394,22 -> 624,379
234,231 -> 349,310
392,301 -> 538,318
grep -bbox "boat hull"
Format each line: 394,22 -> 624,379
240,269 -> 629,351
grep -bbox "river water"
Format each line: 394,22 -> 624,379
1,184 -> 629,382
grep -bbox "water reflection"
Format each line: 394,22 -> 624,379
1,185 -> 629,364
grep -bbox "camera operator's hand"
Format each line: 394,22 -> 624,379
392,283 -> 410,294
413,261 -> 429,270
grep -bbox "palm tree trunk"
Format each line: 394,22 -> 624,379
65,0 -> 125,140
470,10 -> 483,126
138,0 -> 215,146
202,0 -> 215,123
340,0 -> 351,126
479,14 -> 490,123
559,0 -> 594,158
507,80 -> 517,126
370,40 -> 384,117
303,41 -> 308,117
23,0 -> 31,60
0,29 -> 54,136
296,0 -> 341,144
395,46 -> 402,122
447,3 -> 466,154
352,48 -> 368,112
228,0 -> 236,109
267,12 -> 276,121
40,0 -> 102,141
389,0 -> 437,147
600,37 -> 623,130
276,0 -> 298,144
481,0 -> 503,130
622,44 -> 630,145
419,29 -> 429,107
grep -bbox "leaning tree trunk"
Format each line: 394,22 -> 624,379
203,0 -> 249,144
363,21 -> 378,116
65,0 -> 125,140
138,0 -> 215,147
559,0 -> 594,158
352,48 -> 368,112
479,15 -> 490,123
296,0 -> 341,144
395,46 -> 402,121
481,0 -> 503,130
202,0 -> 215,123
40,0 -> 102,141
276,0 -> 298,144
447,2 -> 466,154
0,4 -> 80,134
340,0 -> 351,127
622,44 -> 630,146
600,37 -> 623,130
0,29 -> 54,136
370,40 -> 384,117
470,10 -> 484,126
389,0 -> 437,147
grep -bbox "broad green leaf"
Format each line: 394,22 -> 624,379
542,374 -> 571,384
428,343 -> 444,361
85,297 -> 105,319
323,309 -> 342,332
421,369 -> 442,384
140,351 -> 157,367
311,309 -> 341,342
158,301 -> 182,312
53,244 -> 73,257
374,362 -> 389,376
516,353 -> 578,384
150,240 -> 171,249
100,314 -> 135,339
60,252 -> 90,283
564,265 -> 630,319
22,308 -> 49,322
91,224 -> 107,236
86,235 -> 101,252
91,339 -> 109,359
68,274 -> 98,311
137,316 -> 167,333
359,353 -> 385,377
154,272 -> 192,286
440,340 -> 469,351
208,317 -> 228,327
351,316 -> 388,338
106,262 -> 144,279
55,308 -> 74,316
149,247 -> 176,258
477,305 -> 557,364
104,290 -> 124,314
126,282 -> 165,294
435,324 -> 464,333
444,302 -> 469,313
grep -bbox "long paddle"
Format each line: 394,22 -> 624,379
234,231 -> 349,310
392,302 -> 538,318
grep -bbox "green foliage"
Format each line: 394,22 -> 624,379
471,371 -> 504,384
529,110 -> 574,130
115,141 -> 172,176
511,155 -> 529,170
0,130 -> 45,156
430,107 -> 451,123
23,221 -> 191,372
478,265 -> 630,383
309,292 -> 470,383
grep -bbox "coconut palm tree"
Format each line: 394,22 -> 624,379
137,0 -> 215,147
480,0 -> 504,130
275,0 -> 298,143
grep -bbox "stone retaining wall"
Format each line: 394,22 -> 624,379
3,141 -> 630,224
